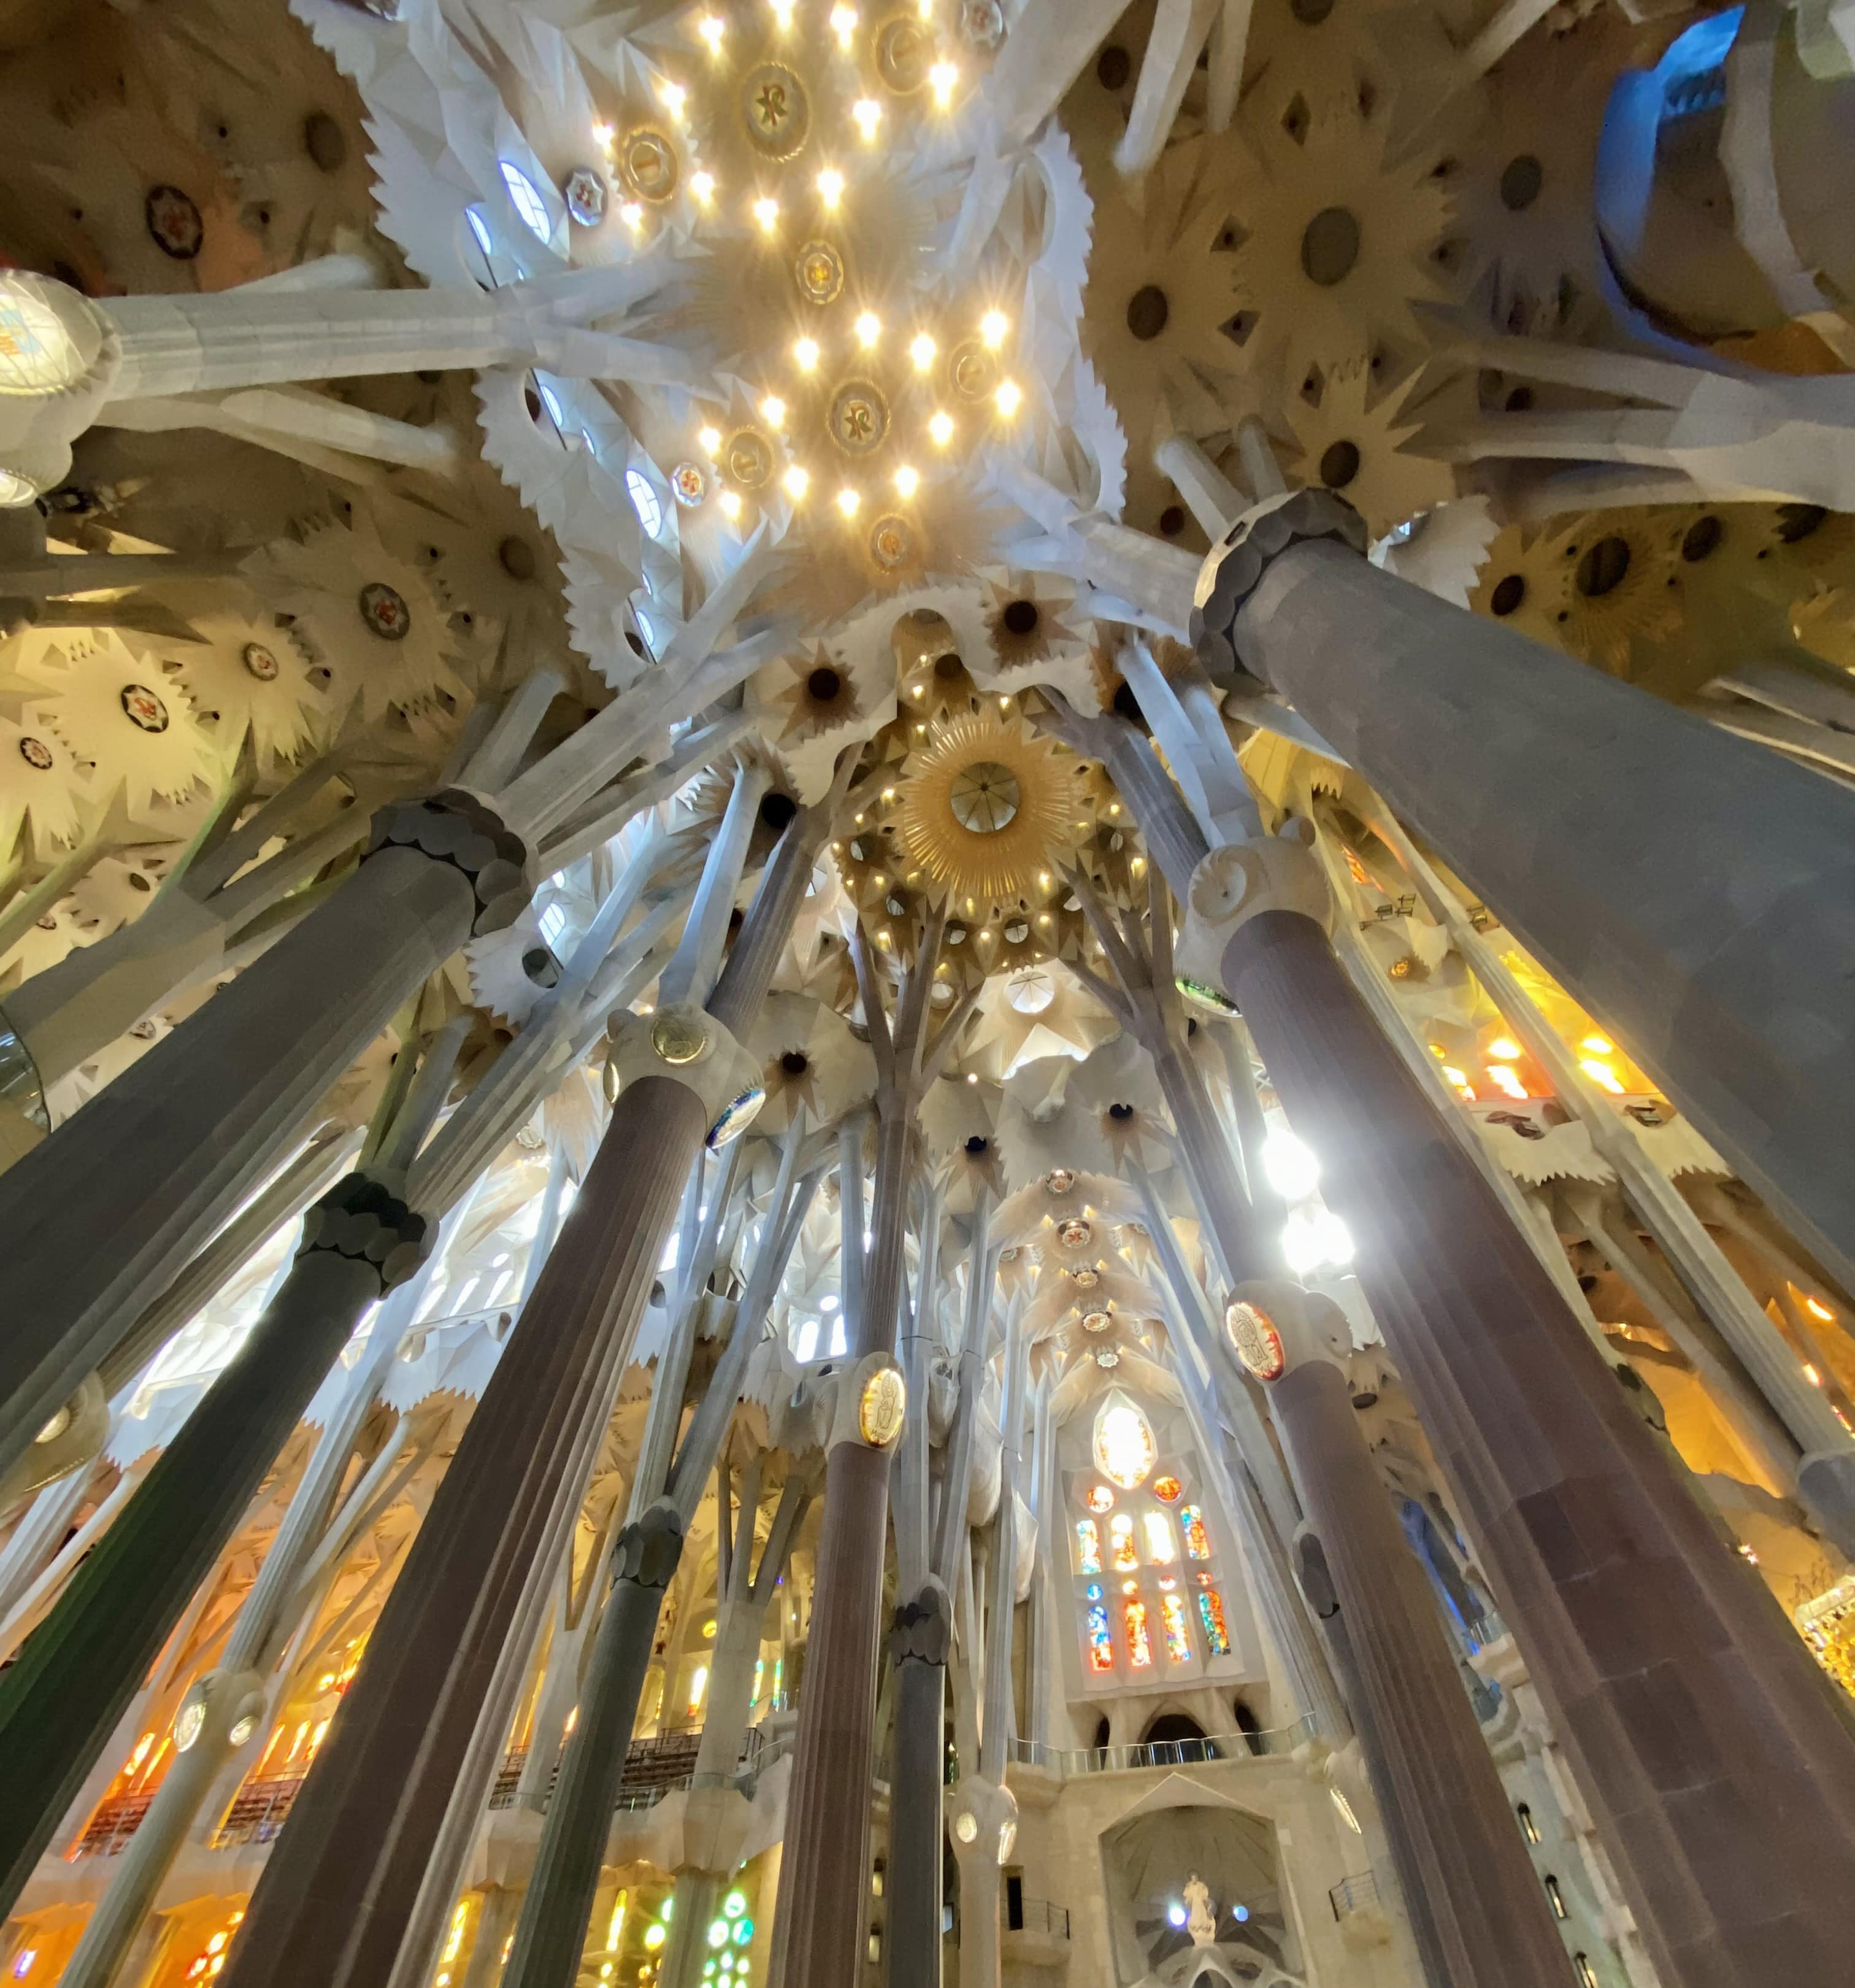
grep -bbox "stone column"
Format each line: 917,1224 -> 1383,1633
885,1588 -> 953,1988
1196,487 -> 1855,1295
0,1171 -> 431,1913
1234,1282 -> 1575,1988
1178,833 -> 1855,1988
0,788 -> 529,1481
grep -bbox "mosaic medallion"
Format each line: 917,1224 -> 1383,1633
948,761 -> 1020,833
795,239 -> 845,306
651,1012 -> 710,1065
1226,1300 -> 1286,1382
1093,1347 -> 1120,1368
707,1082 -> 767,1150
241,641 -> 280,682
958,0 -> 1006,50
875,15 -> 934,91
829,377 -> 890,455
948,337 -> 998,401
358,581 -> 412,641
1058,1218 -> 1093,1248
145,185 -> 203,260
120,684 -> 170,733
724,427 -> 775,490
1081,1310 -> 1112,1335
1046,1168 -> 1076,1195
17,736 -> 53,771
616,129 -> 678,203
562,164 -> 609,225
670,461 -> 708,507
858,1366 -> 907,1447
742,62 -> 810,160
868,514 -> 912,571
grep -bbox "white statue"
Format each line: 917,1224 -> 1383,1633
1183,1871 -> 1216,1947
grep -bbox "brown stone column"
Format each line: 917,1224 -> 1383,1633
1243,1285 -> 1575,1988
1213,895 -> 1855,1988
217,1076 -> 705,1988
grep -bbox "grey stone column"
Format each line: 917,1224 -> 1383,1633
1240,1284 -> 1575,1988
216,1074 -> 705,1988
885,1587 -> 953,1988
0,1172 -> 430,1913
1187,863 -> 1855,1988
1198,488 -> 1855,1294
0,788 -> 529,1479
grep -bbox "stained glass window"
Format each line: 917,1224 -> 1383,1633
499,159 -> 553,240
1124,1595 -> 1153,1668
1084,1484 -> 1115,1513
1086,1601 -> 1114,1673
1094,1399 -> 1156,1490
1181,1505 -> 1212,1561
1196,1585 -> 1232,1656
1110,1513 -> 1138,1571
1160,1592 -> 1192,1663
1143,1511 -> 1178,1565
1075,1519 -> 1101,1576
1153,1474 -> 1182,1503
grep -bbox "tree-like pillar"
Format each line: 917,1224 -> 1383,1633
1176,828 -> 1855,1988
1232,1282 -> 1575,1988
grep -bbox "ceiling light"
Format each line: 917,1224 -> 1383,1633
830,4 -> 858,47
782,465 -> 810,499
980,310 -> 1009,349
909,332 -> 937,371
854,310 -> 880,349
719,490 -> 743,520
770,0 -> 794,25
760,396 -> 786,429
893,464 -> 920,498
753,196 -> 780,231
851,98 -> 882,141
994,379 -> 1022,418
658,80 -> 688,121
794,336 -> 821,371
929,61 -> 958,108
837,487 -> 861,517
691,171 -> 716,203
620,201 -> 644,229
697,15 -> 725,52
1488,1036 -> 1521,1060
816,167 -> 845,209
928,410 -> 954,446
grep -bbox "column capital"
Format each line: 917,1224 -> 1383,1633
1189,487 -> 1367,682
0,272 -> 122,504
602,1004 -> 764,1150
1223,1279 -> 1351,1381
948,1775 -> 1018,1870
297,1172 -> 432,1294
1175,827 -> 1331,1001
363,787 -> 534,935
887,1579 -> 953,1668
610,1500 -> 686,1590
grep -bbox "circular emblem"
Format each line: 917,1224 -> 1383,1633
358,582 -> 411,641
174,1695 -> 206,1754
869,514 -> 912,571
228,1712 -> 260,1748
795,239 -> 845,305
562,164 -> 609,225
948,338 -> 998,401
1153,1475 -> 1182,1503
671,461 -> 707,507
948,760 -> 1020,833
1226,1300 -> 1287,1382
952,1809 -> 978,1845
1058,1218 -> 1093,1249
1084,1483 -> 1114,1512
742,62 -> 810,160
1072,1266 -> 1099,1289
241,641 -> 280,681
858,1365 -> 907,1447
1081,1310 -> 1112,1335
120,684 -> 169,733
18,736 -> 53,771
145,185 -> 204,260
958,0 -> 1006,49
708,1083 -> 767,1150
1093,1347 -> 1120,1368
724,428 -> 775,490
829,378 -> 890,456
651,1012 -> 710,1066
1046,1168 -> 1076,1195
875,15 -> 934,91
616,129 -> 678,203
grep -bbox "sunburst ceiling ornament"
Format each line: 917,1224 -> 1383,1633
894,711 -> 1082,913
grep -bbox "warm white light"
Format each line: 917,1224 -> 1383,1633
698,425 -> 722,456
909,331 -> 937,371
893,464 -> 920,498
592,121 -> 615,150
720,489 -> 743,520
830,4 -> 858,47
851,98 -> 882,141
816,166 -> 845,209
1442,1064 -> 1475,1100
620,201 -> 644,229
980,309 -> 1010,349
782,464 -> 810,499
1580,1057 -> 1625,1095
760,395 -> 786,430
1485,1063 -> 1527,1100
837,487 -> 861,517
1488,1036 -> 1522,1060
994,379 -> 1022,418
1580,1033 -> 1614,1054
794,336 -> 821,371
770,0 -> 794,25
929,60 -> 958,107
928,410 -> 954,447
1805,1295 -> 1835,1322
1282,1207 -> 1354,1275
1262,1130 -> 1321,1202
691,171 -> 716,203
753,196 -> 780,231
854,310 -> 881,349
698,14 -> 725,52
658,80 -> 688,121
1804,1362 -> 1824,1387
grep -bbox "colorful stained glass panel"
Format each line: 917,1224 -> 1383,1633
1086,1602 -> 1114,1673
1094,1399 -> 1156,1489
1124,1595 -> 1153,1667
1143,1511 -> 1178,1564
1110,1513 -> 1138,1571
1160,1592 -> 1192,1663
1075,1519 -> 1101,1576
1181,1505 -> 1212,1561
1197,1585 -> 1232,1656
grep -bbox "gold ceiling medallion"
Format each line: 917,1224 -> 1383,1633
869,514 -> 912,571
724,427 -> 775,489
616,128 -> 678,203
742,61 -> 810,160
874,15 -> 933,92
895,711 -> 1082,912
829,377 -> 890,455
948,338 -> 998,401
795,239 -> 845,305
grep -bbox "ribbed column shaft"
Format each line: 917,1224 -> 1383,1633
885,1652 -> 947,1988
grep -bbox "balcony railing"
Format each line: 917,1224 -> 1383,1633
1005,1896 -> 1070,1938
1329,1869 -> 1385,1919
1008,1714 -> 1315,1776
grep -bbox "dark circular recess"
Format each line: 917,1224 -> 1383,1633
650,1279 -> 666,1308
780,1049 -> 810,1076
1319,440 -> 1361,489
498,536 -> 537,581
1489,574 -> 1526,616
1291,0 -> 1335,20
1112,681 -> 1143,726
1300,206 -> 1361,285
128,871 -> 152,892
1499,154 -> 1544,212
1126,285 -> 1170,341
624,626 -> 646,657
1505,386 -> 1535,412
1681,515 -> 1723,563
934,651 -> 963,679
1776,502 -> 1827,543
521,946 -> 561,988
807,664 -> 843,701
1575,535 -> 1630,598
304,111 -> 348,172
964,1134 -> 990,1155
1001,598 -> 1040,636
1096,44 -> 1132,88
523,382 -> 543,422
1159,504 -> 1186,537
1108,1101 -> 1135,1121
759,790 -> 799,831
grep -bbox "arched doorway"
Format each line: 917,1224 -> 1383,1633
1233,1698 -> 1262,1756
1142,1711 -> 1212,1763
